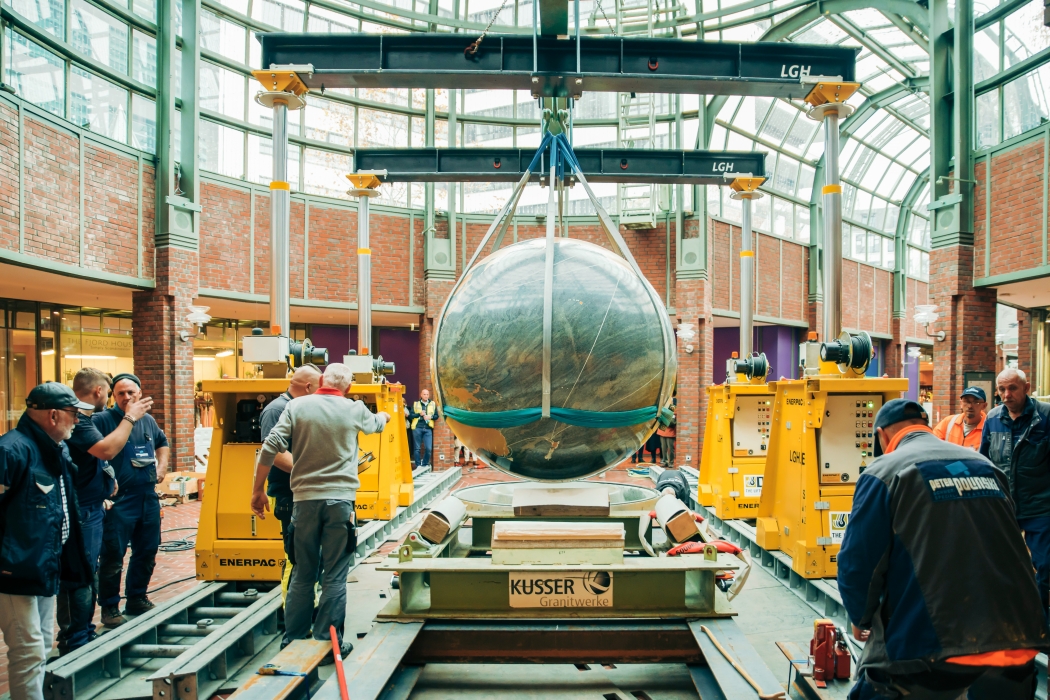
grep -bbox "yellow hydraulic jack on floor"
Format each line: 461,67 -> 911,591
753,77 -> 908,579
698,175 -> 776,520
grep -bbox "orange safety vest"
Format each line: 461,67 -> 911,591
932,412 -> 985,451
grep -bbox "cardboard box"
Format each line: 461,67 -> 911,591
157,471 -> 207,500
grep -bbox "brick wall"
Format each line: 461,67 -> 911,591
709,219 -> 810,325
23,120 -> 79,266
133,246 -> 199,471
978,139 -> 1047,280
0,104 -> 155,281
199,182 -> 252,293
0,104 -> 18,251
198,184 -> 415,306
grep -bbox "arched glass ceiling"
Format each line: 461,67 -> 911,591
4,0 -> 1049,282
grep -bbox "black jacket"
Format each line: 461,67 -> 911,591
0,415 -> 92,596
980,397 -> 1050,519
840,431 -> 1048,678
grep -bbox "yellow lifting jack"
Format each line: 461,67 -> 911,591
752,77 -> 908,580
698,174 -> 776,520
194,71 -> 414,583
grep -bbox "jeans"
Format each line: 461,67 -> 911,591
848,661 -> 1035,700
0,593 -> 56,700
98,492 -> 161,607
283,499 -> 354,647
660,436 -> 676,466
1018,516 -> 1050,611
413,427 -> 433,467
57,502 -> 105,652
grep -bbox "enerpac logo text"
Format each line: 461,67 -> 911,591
219,558 -> 282,567
509,571 -> 613,609
786,398 -> 804,406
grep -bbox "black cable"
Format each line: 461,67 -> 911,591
158,526 -> 197,553
146,575 -> 197,595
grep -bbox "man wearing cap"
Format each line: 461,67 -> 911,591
56,368 -> 154,653
932,386 -> 987,450
839,399 -> 1047,700
981,367 -> 1050,617
94,373 -> 169,627
0,383 -> 93,700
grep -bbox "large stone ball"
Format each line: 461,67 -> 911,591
433,237 -> 677,481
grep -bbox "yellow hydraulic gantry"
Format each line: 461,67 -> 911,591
753,78 -> 908,580
698,175 -> 776,520
195,70 -> 414,583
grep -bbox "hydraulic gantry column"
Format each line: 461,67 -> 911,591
803,77 -> 858,346
346,174 -> 384,357
252,67 -> 311,337
726,174 -> 769,383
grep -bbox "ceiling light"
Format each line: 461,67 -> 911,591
215,350 -> 234,358
194,357 -> 216,362
65,355 -> 118,360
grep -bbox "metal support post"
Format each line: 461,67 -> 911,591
252,67 -> 310,336
271,99 -> 291,336
728,176 -> 764,359
348,174 -> 384,356
803,78 -> 859,343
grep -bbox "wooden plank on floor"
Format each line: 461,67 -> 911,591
228,639 -> 330,700
312,622 -> 425,700
689,618 -> 784,700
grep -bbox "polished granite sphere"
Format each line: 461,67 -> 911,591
434,237 -> 677,481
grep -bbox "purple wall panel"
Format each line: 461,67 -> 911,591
712,325 -> 799,384
307,325 -> 420,399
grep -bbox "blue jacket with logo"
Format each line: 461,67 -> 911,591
0,415 -> 92,596
838,430 -> 1047,678
93,406 -> 168,497
979,397 -> 1050,519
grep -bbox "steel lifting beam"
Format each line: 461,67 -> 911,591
354,148 -> 765,184
257,34 -> 858,97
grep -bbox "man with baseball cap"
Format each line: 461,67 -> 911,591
932,386 -> 987,450
0,383 -> 93,699
839,399 -> 1047,699
94,373 -> 169,627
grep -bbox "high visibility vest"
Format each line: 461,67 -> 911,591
411,400 -> 437,430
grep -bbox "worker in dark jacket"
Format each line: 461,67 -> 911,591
980,367 -> 1050,614
0,383 -> 93,700
57,367 -> 153,654
840,399 -> 1047,700
95,373 -> 169,628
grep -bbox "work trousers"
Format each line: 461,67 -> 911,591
660,436 -> 675,466
57,502 -> 105,652
98,492 -> 161,608
848,661 -> 1036,700
413,427 -> 433,467
1019,516 -> 1050,614
283,499 -> 354,647
0,593 -> 56,700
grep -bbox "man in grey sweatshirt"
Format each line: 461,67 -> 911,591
252,362 -> 390,659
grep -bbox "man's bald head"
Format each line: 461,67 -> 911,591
289,364 -> 322,398
997,367 -> 1030,418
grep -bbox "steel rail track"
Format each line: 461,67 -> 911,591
42,465 -> 463,700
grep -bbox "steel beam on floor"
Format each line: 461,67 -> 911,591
257,34 -> 858,97
315,617 -> 781,700
352,466 -> 461,564
354,148 -> 766,184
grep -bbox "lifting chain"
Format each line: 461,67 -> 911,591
465,0 -> 511,56
594,0 -> 616,35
